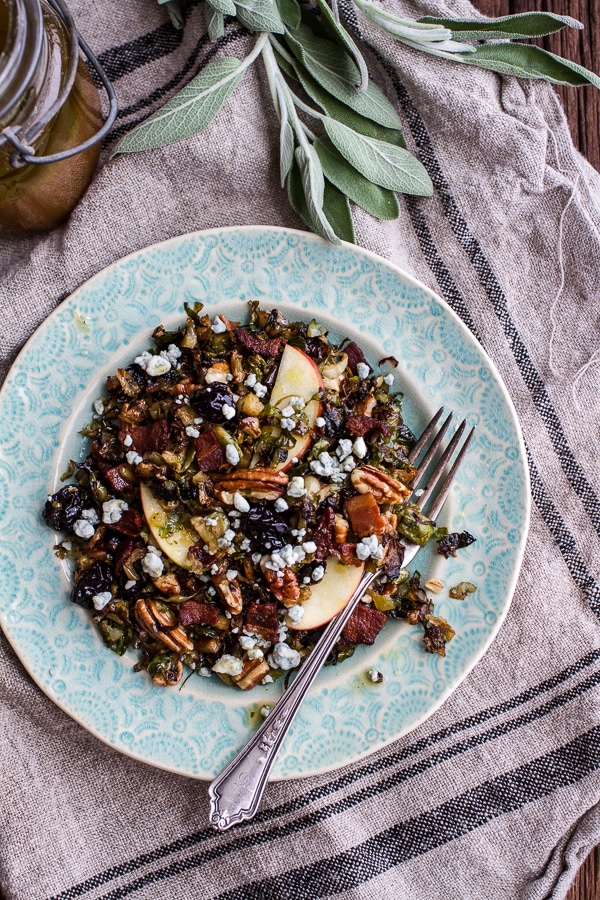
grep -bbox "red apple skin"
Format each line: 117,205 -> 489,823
269,344 -> 324,472
287,556 -> 365,630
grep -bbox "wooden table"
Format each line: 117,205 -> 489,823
471,1 -> 599,897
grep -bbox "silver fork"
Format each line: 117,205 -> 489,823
208,408 -> 475,831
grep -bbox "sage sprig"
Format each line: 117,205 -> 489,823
113,0 -> 600,242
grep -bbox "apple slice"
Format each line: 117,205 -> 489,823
286,557 -> 365,630
269,344 -> 323,471
140,483 -> 197,569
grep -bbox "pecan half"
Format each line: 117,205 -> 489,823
351,465 -> 411,504
134,599 -> 194,653
262,565 -> 300,606
216,467 -> 288,501
153,572 -> 181,596
334,514 -> 349,544
212,573 -> 243,615
233,658 -> 271,690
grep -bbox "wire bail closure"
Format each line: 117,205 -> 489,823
0,0 -> 117,168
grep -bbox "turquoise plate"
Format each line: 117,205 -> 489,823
0,226 -> 530,780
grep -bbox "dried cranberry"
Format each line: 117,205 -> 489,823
245,505 -> 289,551
71,560 -> 113,608
43,485 -> 86,532
189,384 -> 235,423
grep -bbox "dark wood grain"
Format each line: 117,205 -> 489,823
472,0 -> 600,171
566,845 -> 600,900
470,1 -> 600,896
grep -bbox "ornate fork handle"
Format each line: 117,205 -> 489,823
208,409 -> 474,831
209,544 -> 419,831
208,567 -> 381,831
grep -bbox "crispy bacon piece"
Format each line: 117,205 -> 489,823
342,604 -> 386,645
245,601 -> 279,644
114,538 -> 135,576
123,420 -> 169,453
234,327 -> 286,358
108,507 -> 143,537
179,600 -> 221,627
344,341 -> 369,375
336,543 -> 363,567
345,415 -> 390,438
194,430 -> 226,472
312,506 -> 336,560
345,493 -> 386,538
104,467 -> 136,493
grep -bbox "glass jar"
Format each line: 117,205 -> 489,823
0,0 -> 117,235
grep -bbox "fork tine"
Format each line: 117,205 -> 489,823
416,419 -> 467,509
421,425 -> 475,521
411,411 -> 454,481
407,407 -> 445,465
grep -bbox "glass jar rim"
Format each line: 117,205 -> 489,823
0,0 -> 44,123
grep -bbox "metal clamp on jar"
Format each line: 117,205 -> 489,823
0,0 -> 117,234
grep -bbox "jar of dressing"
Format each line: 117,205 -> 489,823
0,0 -> 117,235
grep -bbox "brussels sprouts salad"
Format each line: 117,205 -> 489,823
44,303 -> 475,690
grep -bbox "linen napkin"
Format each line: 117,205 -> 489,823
1,0 -> 600,897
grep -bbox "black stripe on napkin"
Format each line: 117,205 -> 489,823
95,0 -> 202,83
48,650 -> 600,899
210,726 -> 600,900
380,56 -> 600,537
68,719 -> 600,900
404,197 -> 481,340
97,23 -> 186,83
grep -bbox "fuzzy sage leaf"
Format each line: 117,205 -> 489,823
314,0 -> 369,91
315,137 -> 400,220
418,11 -> 583,42
447,42 -> 600,88
323,118 -> 433,195
235,0 -> 284,34
275,0 -> 302,30
136,0 -> 600,243
287,58 -> 405,145
206,0 -> 236,16
114,36 -> 268,155
294,144 -> 339,243
284,26 -> 403,128
322,180 -> 355,242
205,5 -> 225,40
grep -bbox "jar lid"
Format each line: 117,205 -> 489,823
0,0 -> 44,124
